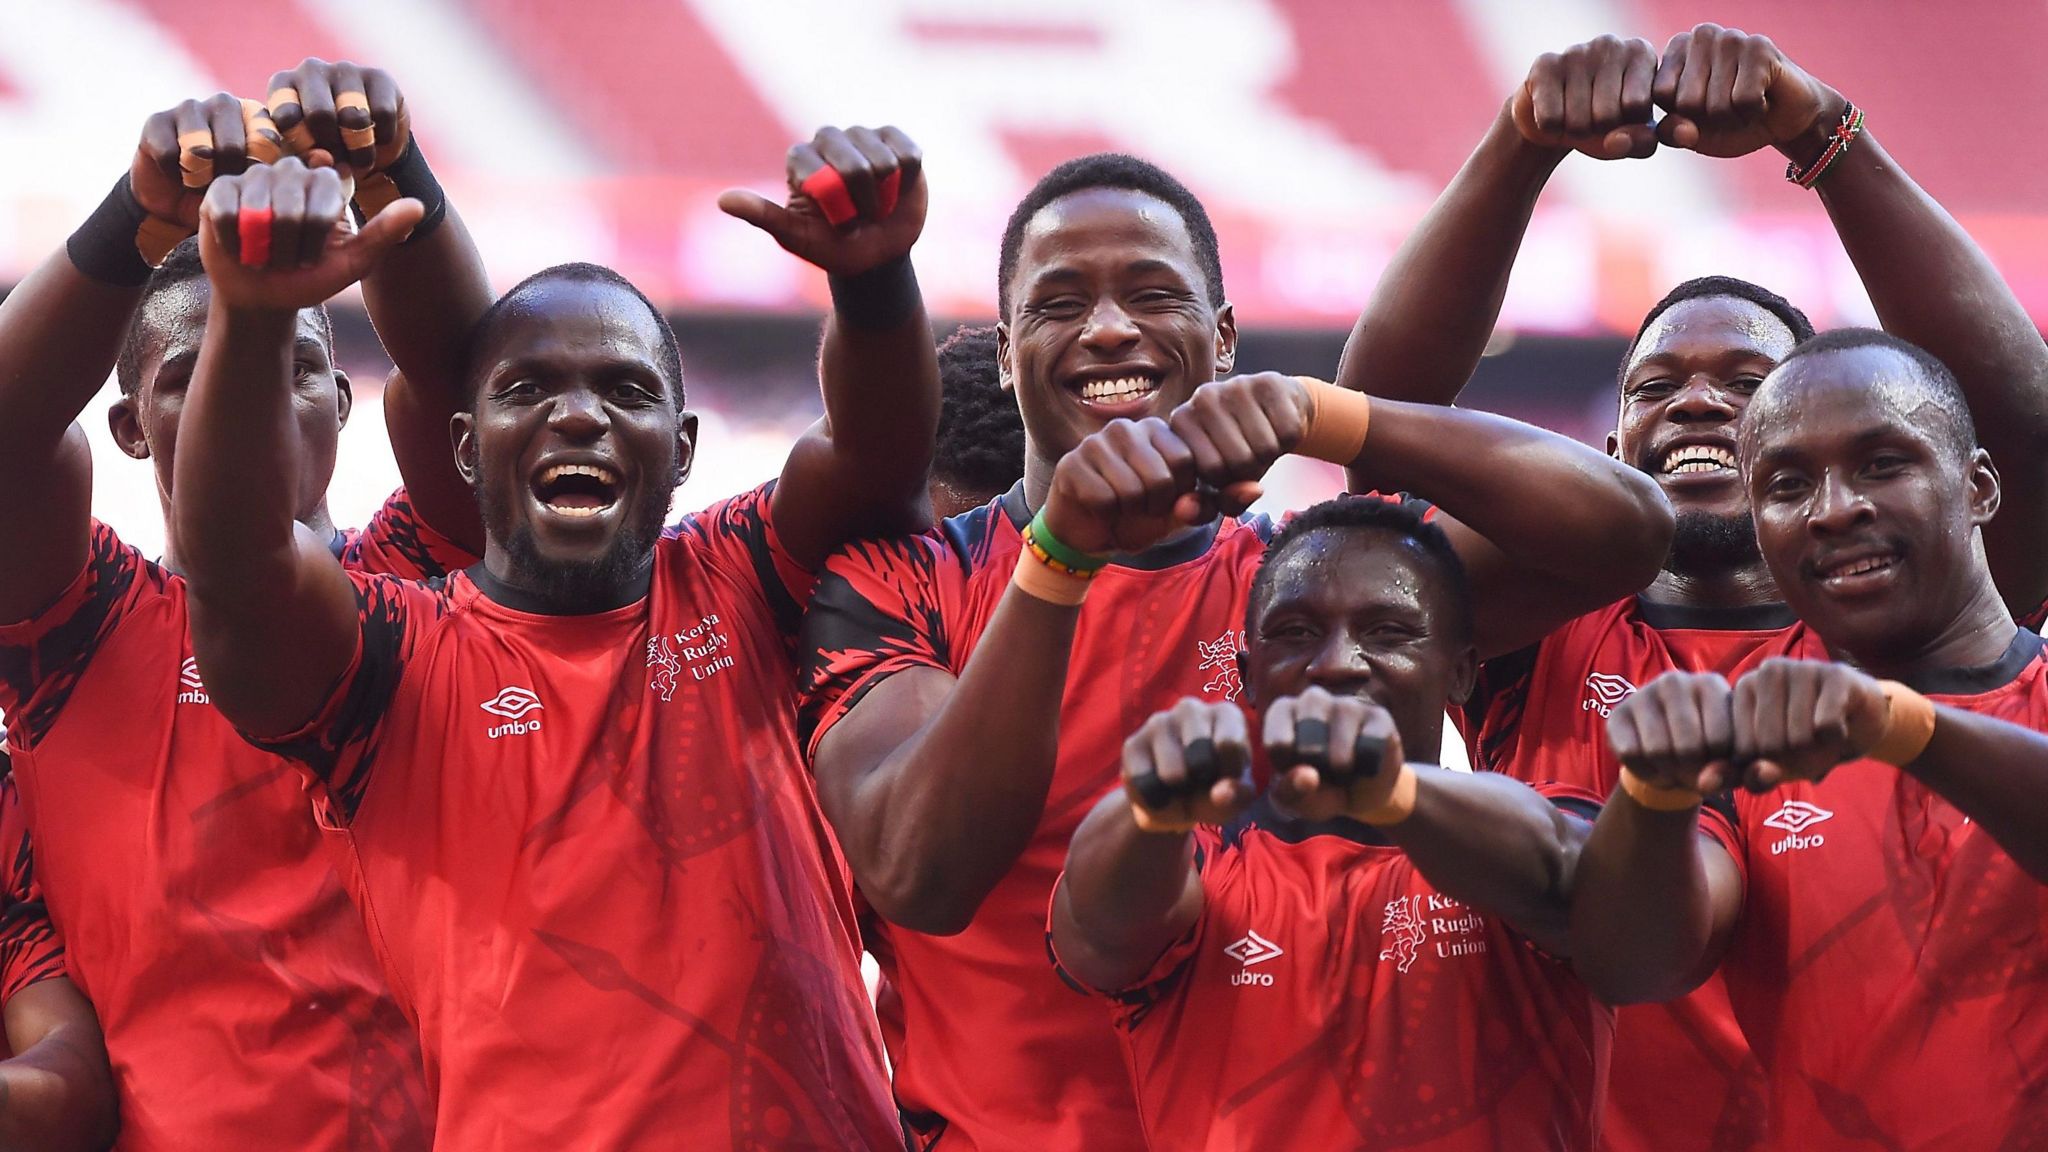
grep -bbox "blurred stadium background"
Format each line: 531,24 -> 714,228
5,0 -> 2047,558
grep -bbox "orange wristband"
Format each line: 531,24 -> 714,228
1618,767 -> 1705,812
1866,681 -> 1937,766
1294,377 -> 1372,466
1011,549 -> 1090,607
1353,762 -> 1419,826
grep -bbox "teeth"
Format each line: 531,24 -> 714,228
1827,556 -> 1893,578
546,504 -> 607,518
1078,376 -> 1159,403
1663,445 -> 1737,474
539,463 -> 618,486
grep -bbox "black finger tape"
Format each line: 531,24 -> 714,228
1130,770 -> 1175,811
1182,737 -> 1219,788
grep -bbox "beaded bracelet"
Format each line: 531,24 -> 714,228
1786,102 -> 1864,190
1023,510 -> 1109,578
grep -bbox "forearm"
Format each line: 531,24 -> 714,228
1569,797 -> 1725,1004
0,250 -> 143,460
832,587 -> 1079,934
808,260 -> 942,539
169,303 -> 302,598
1338,109 -> 1564,410
1904,705 -> 2048,885
0,1022 -> 116,1152
1052,793 -> 1201,992
1382,768 -> 1583,956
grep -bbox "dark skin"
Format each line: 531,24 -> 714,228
1573,353 -> 2048,1005
815,184 -> 1669,935
1051,530 -> 1592,993
1344,25 -> 2048,617
179,129 -> 940,738
0,62 -> 489,627
0,977 -> 118,1152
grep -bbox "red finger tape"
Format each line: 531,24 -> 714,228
799,166 -> 858,226
238,206 -> 275,267
877,169 -> 900,217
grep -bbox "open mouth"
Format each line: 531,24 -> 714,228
1811,548 -> 1903,594
1071,372 -> 1162,409
1659,442 -> 1738,479
531,462 -> 622,519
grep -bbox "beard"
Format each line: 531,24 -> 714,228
1666,508 -> 1762,574
477,477 -> 674,609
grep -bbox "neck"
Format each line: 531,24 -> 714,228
157,498 -> 337,575
1642,557 -> 1780,611
1023,444 -> 1057,513
1833,573 -> 2018,682
469,547 -> 655,616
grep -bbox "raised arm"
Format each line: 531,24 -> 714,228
266,59 -> 491,556
1654,23 -> 2048,617
1167,374 -> 1673,659
808,419 -> 1205,936
719,127 -> 940,570
1573,672 -> 1746,1004
1335,36 -> 1656,414
171,160 -> 422,739
0,96 -> 268,623
0,979 -> 117,1152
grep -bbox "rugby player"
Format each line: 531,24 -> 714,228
797,152 -> 1672,1149
0,745 -> 114,1152
173,127 -> 940,1150
931,323 -> 1023,520
1346,26 -> 2048,1150
0,63 -> 487,1150
1050,497 -> 1611,1149
1579,329 -> 2048,1148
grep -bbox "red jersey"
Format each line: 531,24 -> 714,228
800,486 -> 1391,1151
1459,598 -> 1821,1152
1048,789 -> 1614,1151
255,484 -> 898,1152
1711,626 -> 2048,1150
0,492 -> 465,1152
0,754 -> 64,1004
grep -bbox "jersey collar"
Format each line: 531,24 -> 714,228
1896,626 -> 2044,698
1633,596 -> 1798,632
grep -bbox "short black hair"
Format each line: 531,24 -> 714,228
1621,275 -> 1815,384
463,262 -> 683,409
1763,327 -> 1978,459
996,153 -> 1225,318
116,237 -> 334,396
933,324 -> 1024,496
1247,496 -> 1472,641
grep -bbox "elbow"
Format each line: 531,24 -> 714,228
1576,469 -> 1675,597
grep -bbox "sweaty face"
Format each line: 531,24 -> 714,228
1613,296 -> 1799,571
1740,348 -> 1997,662
114,282 -> 348,523
998,188 -> 1235,463
1244,529 -> 1475,761
456,279 -> 691,606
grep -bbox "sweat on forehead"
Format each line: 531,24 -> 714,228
1741,333 -> 1977,463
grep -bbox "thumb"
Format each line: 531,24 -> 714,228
718,189 -> 798,242
344,197 -> 425,263
1603,124 -> 1660,160
1657,115 -> 1699,150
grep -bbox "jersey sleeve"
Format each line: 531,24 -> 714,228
1454,639 -> 1543,768
797,532 -> 967,762
668,481 -> 813,641
1044,829 -> 1223,1032
245,573 -> 446,827
0,767 -> 63,1001
0,521 -> 162,751
342,488 -> 481,581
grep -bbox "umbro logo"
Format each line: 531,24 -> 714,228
481,687 -> 543,738
1764,800 -> 1833,855
1582,672 -> 1636,717
177,657 -> 209,705
1224,930 -> 1282,986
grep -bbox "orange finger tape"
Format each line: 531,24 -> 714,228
241,99 -> 283,165
177,130 -> 214,189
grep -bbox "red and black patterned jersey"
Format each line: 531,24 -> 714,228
250,484 -> 899,1152
0,752 -> 62,1003
1456,597 -> 1822,1152
1047,788 -> 1613,1151
1708,626 -> 2048,1151
0,489 -> 467,1152
799,486 -> 1432,1151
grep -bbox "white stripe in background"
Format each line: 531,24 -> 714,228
296,0 -> 599,179
1452,0 -> 1724,223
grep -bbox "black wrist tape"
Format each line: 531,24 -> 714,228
67,177 -> 157,286
828,254 -> 920,330
352,137 -> 448,243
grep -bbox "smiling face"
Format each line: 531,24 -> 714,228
1243,528 -> 1476,762
1612,295 -> 1801,571
110,280 -> 349,524
1740,346 -> 1999,661
454,277 -> 695,608
997,187 -> 1236,466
